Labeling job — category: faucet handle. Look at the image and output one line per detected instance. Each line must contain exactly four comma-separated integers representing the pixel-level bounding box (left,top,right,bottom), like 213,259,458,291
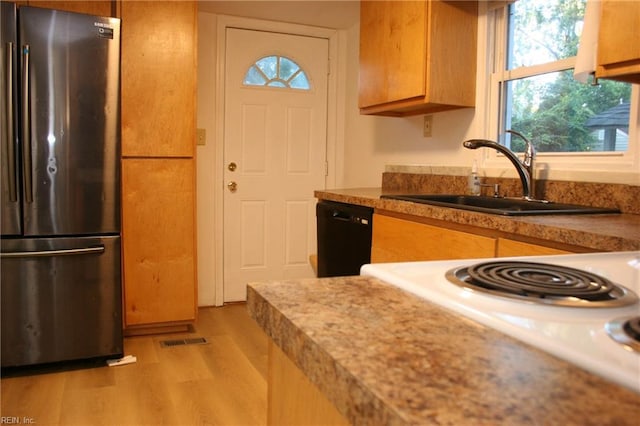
506,129,535,164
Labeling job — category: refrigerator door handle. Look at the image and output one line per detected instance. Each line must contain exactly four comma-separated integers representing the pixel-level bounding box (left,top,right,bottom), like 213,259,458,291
21,44,33,203
1,245,105,258
4,42,17,202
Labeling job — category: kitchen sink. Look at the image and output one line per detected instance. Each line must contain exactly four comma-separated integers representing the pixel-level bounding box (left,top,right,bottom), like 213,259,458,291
381,194,620,216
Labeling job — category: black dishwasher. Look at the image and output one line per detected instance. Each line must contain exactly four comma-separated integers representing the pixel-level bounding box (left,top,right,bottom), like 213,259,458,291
316,200,373,277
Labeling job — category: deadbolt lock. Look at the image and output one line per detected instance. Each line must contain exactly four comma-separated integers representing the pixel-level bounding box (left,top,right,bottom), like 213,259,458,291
228,162,237,172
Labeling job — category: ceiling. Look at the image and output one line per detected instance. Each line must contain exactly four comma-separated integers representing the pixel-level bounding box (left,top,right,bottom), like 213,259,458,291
197,1,360,29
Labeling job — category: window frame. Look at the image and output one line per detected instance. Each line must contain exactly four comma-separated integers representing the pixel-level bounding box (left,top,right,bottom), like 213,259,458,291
484,2,639,180
243,55,311,90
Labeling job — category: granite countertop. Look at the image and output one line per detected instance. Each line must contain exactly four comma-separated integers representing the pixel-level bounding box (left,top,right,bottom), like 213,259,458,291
314,188,640,252
247,275,640,425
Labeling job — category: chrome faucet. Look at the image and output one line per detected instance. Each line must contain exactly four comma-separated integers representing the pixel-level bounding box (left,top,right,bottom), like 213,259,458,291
463,130,537,200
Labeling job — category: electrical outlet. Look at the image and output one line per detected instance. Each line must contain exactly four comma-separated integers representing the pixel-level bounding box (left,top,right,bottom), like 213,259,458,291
197,128,206,146
423,115,433,137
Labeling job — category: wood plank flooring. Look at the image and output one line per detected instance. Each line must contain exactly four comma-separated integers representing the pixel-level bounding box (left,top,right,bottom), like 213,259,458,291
1,304,268,425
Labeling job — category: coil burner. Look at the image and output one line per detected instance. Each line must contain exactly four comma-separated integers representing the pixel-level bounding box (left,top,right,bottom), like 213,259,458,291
606,316,640,353
446,261,638,307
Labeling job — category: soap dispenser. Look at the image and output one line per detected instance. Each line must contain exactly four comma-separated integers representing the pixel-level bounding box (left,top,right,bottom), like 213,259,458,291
468,161,481,196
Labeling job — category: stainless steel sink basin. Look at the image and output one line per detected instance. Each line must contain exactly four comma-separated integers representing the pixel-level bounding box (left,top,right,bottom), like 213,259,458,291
381,194,620,216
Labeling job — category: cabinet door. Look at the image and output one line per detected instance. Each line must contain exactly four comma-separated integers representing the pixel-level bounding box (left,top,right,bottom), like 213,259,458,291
371,214,495,263
268,342,349,426
496,238,574,257
359,0,477,116
359,0,427,108
27,1,115,16
596,0,640,83
122,158,196,327
120,1,197,157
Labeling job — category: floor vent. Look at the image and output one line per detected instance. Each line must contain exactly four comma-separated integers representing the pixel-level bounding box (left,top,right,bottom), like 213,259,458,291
160,337,208,348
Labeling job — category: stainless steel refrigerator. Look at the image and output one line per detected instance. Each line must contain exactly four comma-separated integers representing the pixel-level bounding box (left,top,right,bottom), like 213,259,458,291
1,3,123,368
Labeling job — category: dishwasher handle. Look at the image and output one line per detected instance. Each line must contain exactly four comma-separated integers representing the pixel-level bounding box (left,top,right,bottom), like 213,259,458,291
331,210,352,221
323,202,372,225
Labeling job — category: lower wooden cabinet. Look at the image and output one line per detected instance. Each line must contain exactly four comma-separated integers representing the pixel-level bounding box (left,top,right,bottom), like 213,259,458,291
371,212,582,263
268,341,348,426
122,158,197,331
371,213,496,262
496,238,573,257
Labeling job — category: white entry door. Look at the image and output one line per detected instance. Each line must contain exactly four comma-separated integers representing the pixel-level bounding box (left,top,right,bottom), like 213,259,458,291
223,28,329,302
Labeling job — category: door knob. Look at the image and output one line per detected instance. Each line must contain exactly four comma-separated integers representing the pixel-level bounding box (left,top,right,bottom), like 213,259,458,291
227,181,238,192
228,162,237,172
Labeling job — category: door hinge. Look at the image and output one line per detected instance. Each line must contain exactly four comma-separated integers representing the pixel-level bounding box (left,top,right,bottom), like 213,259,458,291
324,161,329,176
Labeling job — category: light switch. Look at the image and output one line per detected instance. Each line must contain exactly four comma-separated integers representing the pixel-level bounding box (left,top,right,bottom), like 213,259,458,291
197,128,206,146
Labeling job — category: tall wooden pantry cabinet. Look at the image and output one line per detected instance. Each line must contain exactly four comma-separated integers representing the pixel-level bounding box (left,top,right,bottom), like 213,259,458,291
26,1,114,16
119,1,198,334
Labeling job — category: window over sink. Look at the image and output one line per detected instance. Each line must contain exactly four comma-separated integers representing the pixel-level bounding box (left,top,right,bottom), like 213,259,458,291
486,0,638,174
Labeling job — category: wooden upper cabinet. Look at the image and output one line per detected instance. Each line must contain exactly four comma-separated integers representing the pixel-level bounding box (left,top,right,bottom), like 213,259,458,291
27,1,115,16
359,0,478,117
120,1,197,157
596,0,640,84
359,1,426,110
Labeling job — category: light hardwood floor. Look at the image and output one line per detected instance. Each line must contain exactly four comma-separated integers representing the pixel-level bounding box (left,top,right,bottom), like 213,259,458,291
1,304,268,425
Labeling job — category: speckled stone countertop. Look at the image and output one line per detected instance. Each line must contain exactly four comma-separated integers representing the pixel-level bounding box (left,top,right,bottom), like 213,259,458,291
247,276,640,425
314,188,640,252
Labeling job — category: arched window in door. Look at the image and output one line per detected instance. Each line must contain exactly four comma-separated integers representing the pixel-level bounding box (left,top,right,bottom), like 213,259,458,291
243,55,310,90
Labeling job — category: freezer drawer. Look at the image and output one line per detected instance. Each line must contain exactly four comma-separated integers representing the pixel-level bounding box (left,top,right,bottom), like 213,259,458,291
1,236,123,367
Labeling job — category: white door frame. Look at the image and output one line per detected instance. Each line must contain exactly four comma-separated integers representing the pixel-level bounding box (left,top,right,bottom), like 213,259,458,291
214,15,343,306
